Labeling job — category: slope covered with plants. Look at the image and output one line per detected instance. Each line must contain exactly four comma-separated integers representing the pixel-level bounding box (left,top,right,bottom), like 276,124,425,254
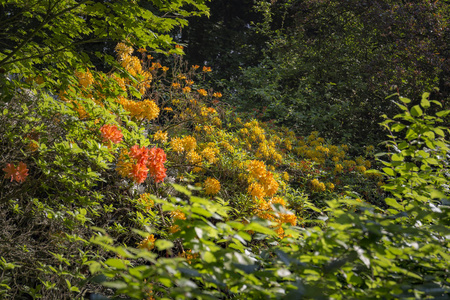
0,0,449,299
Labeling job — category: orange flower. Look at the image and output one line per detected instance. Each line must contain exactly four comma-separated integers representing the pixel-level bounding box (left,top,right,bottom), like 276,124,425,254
3,162,29,183
197,89,207,96
192,65,200,70
202,66,212,72
213,92,222,98
131,162,149,184
100,124,123,145
147,147,167,183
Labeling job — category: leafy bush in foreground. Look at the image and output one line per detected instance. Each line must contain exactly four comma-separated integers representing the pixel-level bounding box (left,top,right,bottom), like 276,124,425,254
88,95,449,299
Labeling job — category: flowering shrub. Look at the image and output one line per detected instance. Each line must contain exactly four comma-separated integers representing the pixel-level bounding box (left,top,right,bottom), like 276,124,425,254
0,33,412,299
3,162,29,183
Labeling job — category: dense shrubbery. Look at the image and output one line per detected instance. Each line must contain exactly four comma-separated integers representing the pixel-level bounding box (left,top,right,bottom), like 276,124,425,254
0,1,449,299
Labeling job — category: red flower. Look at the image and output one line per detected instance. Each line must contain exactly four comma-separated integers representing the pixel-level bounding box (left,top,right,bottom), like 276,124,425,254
3,162,29,183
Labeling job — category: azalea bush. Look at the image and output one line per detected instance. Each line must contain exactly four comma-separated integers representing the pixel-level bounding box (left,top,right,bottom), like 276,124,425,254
0,38,386,298
87,93,449,299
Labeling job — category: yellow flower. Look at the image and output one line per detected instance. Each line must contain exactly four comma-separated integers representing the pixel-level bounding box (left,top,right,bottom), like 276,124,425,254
326,182,335,191
269,197,286,207
248,182,266,199
139,193,154,210
311,179,326,192
170,137,184,153
137,234,156,250
282,172,290,182
153,130,168,143
118,97,159,120
116,149,133,178
220,142,234,153
115,42,134,56
182,136,197,152
203,125,214,135
355,166,366,173
334,164,343,173
204,177,221,195
186,150,202,165
201,147,219,164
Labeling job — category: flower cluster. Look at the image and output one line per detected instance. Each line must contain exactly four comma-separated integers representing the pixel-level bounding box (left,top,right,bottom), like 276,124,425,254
170,136,197,153
118,97,160,121
147,147,167,183
169,210,187,233
3,162,29,183
116,145,167,184
153,130,168,143
137,234,156,251
204,177,221,195
201,147,219,164
310,179,326,192
100,124,123,145
74,69,94,88
246,160,279,199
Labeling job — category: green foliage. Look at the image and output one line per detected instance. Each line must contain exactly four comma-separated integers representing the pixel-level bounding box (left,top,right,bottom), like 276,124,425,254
86,93,449,299
0,0,209,97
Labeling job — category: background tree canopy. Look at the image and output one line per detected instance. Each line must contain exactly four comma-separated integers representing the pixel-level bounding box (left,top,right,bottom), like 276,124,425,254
181,0,450,148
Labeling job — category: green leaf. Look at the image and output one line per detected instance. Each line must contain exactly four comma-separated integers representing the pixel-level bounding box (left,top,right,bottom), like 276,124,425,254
102,281,128,289
399,97,411,104
243,222,277,236
411,105,423,117
105,258,127,270
382,167,395,176
433,128,445,137
385,198,404,211
421,93,430,108
155,240,174,251
86,261,102,274
202,251,217,263
391,153,404,161
435,110,449,118
171,183,192,196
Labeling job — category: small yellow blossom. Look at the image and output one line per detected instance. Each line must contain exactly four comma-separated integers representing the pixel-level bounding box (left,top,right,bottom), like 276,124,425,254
153,130,168,143
137,234,156,251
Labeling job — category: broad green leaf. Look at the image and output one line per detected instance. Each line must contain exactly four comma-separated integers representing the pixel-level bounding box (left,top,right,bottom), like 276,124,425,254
411,105,423,117
105,258,127,270
171,183,192,196
202,251,217,263
399,97,411,104
155,240,174,251
385,198,404,211
421,93,430,108
243,222,277,236
382,167,395,176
